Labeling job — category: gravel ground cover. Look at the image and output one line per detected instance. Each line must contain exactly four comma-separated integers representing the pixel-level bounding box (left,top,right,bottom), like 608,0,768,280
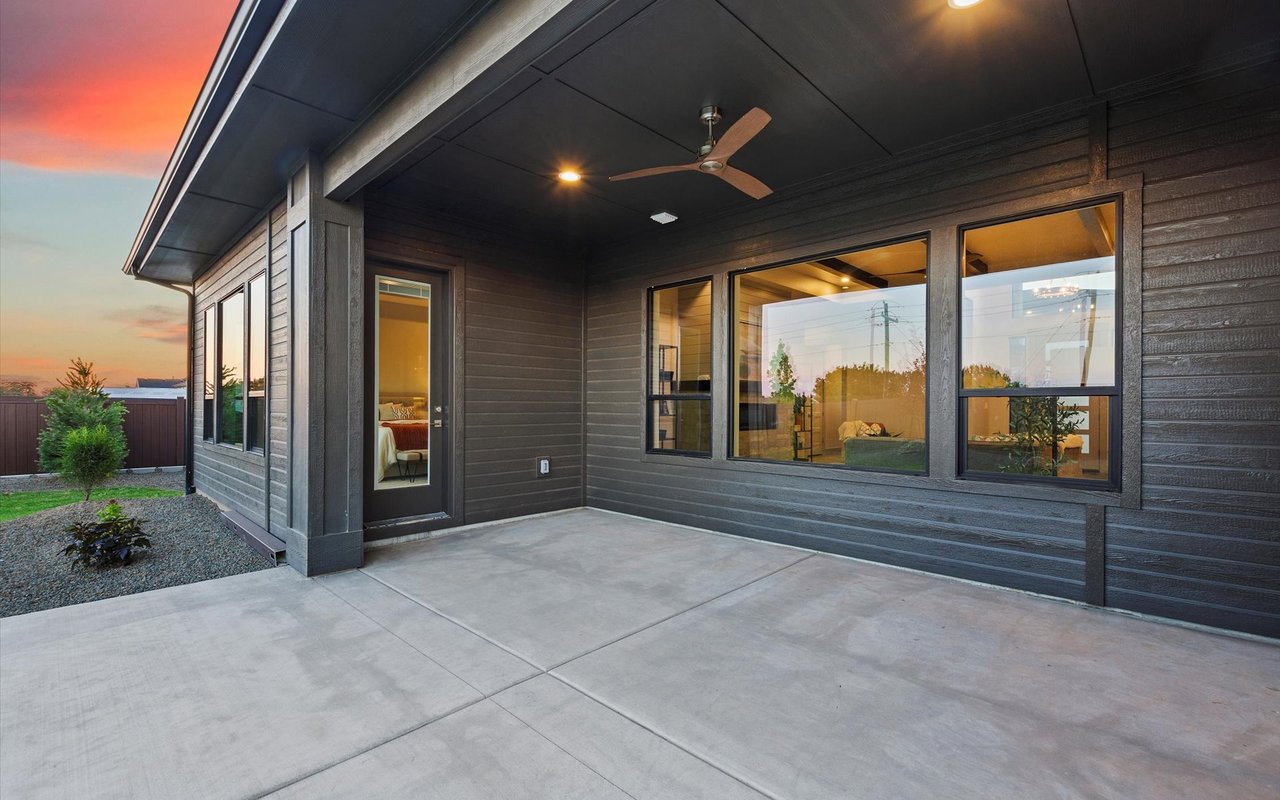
1,472,273,617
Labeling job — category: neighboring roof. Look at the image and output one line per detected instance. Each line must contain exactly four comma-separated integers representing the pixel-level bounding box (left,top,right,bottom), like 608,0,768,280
104,387,187,400
136,378,187,389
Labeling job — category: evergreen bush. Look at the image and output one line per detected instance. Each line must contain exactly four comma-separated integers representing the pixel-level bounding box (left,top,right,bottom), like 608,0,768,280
59,425,127,501
37,358,127,473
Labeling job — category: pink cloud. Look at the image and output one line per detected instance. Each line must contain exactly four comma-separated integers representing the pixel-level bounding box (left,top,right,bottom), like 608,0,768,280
0,0,237,175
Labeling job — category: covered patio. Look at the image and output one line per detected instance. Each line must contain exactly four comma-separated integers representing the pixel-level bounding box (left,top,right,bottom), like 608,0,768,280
3,510,1276,799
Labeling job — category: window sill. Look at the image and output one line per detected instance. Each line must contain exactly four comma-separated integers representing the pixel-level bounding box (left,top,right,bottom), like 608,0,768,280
199,440,267,465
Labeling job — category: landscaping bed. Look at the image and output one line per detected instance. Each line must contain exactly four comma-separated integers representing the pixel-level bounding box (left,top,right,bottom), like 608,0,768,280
0,473,273,617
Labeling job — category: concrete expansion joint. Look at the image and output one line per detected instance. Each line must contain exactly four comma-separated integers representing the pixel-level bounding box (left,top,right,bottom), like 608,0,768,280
281,547,819,797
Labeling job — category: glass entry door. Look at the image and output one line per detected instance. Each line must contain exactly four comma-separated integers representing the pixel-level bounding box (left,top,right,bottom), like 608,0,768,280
365,266,448,525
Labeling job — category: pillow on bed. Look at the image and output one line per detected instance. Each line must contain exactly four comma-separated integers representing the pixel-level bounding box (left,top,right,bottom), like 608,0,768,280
378,402,396,421
391,403,416,420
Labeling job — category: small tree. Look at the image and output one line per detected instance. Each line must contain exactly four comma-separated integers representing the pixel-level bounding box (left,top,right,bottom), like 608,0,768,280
37,358,127,472
60,425,126,501
767,341,797,401
58,357,106,393
1003,394,1083,477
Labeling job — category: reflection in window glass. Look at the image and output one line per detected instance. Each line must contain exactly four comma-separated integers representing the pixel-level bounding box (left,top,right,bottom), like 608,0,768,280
203,307,215,441
733,239,927,472
247,274,267,451
966,395,1110,481
962,203,1117,389
374,277,431,490
649,280,712,454
218,291,245,447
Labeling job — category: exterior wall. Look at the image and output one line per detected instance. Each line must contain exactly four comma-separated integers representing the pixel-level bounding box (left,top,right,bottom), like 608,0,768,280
364,195,585,524
193,203,288,533
583,64,1280,637
1102,67,1280,635
267,203,291,534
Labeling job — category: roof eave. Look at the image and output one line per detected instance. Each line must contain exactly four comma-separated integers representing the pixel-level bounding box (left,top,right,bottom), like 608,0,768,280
122,0,285,277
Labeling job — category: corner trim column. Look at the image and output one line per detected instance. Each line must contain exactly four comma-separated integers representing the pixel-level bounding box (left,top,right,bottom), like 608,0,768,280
282,154,366,576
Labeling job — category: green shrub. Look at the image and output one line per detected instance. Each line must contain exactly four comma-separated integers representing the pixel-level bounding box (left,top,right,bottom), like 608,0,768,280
37,359,128,473
60,425,127,502
63,500,151,568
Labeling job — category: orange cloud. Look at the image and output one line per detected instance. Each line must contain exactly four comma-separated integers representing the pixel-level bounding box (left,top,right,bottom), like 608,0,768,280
0,0,237,175
107,304,187,345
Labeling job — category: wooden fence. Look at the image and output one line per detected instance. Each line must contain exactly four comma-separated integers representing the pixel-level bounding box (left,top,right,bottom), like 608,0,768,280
0,397,186,477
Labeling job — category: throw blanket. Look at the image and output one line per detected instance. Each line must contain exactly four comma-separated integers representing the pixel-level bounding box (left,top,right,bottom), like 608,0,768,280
382,422,428,450
838,420,887,440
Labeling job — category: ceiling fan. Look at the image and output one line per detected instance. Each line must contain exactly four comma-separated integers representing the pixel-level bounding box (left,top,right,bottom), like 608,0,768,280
609,105,774,199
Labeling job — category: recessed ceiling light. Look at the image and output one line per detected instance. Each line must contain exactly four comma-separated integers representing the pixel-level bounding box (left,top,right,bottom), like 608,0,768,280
840,276,851,284
558,170,581,182
948,0,983,8
650,211,678,225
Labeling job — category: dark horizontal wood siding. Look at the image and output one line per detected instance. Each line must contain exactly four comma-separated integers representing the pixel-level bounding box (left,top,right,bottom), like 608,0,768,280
364,196,585,524
585,113,1094,601
584,62,1279,636
1104,66,1280,636
193,206,284,530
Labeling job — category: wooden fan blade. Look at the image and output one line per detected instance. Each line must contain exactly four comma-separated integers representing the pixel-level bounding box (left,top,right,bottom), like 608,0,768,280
718,165,773,199
707,107,771,162
609,163,697,182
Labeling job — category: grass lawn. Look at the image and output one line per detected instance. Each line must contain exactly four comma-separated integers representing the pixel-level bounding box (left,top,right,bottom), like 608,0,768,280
0,487,182,523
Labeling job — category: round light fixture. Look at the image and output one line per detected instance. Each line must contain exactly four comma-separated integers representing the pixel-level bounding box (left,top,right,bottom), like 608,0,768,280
840,276,851,284
948,0,983,8
558,170,582,182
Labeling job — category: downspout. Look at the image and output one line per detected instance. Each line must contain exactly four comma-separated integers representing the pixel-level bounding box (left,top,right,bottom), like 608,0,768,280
131,273,197,496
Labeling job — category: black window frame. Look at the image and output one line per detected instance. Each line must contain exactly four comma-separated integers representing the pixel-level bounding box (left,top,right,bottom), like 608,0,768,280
202,306,216,441
726,233,931,476
246,272,268,453
208,271,268,455
216,287,246,449
956,196,1123,490
646,277,714,457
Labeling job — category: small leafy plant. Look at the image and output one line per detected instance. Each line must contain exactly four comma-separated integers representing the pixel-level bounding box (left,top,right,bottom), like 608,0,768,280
63,501,151,568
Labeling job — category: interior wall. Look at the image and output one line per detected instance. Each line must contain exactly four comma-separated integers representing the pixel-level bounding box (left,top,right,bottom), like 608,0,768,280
583,61,1280,637
363,195,586,524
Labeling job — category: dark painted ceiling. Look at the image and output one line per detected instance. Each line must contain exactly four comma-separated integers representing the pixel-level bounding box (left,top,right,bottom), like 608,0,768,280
372,0,1280,248
145,0,1280,278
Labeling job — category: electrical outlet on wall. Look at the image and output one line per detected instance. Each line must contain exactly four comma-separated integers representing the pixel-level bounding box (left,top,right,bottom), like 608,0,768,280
536,456,551,477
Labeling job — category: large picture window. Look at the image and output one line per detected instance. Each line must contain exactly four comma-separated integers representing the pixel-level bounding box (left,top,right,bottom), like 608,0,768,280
247,274,267,452
732,238,928,472
960,201,1118,485
648,279,712,455
218,290,245,447
203,307,215,441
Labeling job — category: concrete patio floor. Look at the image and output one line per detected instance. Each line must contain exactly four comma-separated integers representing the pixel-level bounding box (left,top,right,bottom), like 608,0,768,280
2,508,1276,799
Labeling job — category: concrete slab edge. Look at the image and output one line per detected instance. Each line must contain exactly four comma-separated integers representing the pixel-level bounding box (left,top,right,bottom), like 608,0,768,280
362,507,582,550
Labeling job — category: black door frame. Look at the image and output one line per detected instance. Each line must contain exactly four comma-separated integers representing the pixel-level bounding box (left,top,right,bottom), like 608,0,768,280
362,253,465,540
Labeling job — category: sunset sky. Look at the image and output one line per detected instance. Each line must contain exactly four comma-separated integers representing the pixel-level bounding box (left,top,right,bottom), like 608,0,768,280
0,0,237,390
